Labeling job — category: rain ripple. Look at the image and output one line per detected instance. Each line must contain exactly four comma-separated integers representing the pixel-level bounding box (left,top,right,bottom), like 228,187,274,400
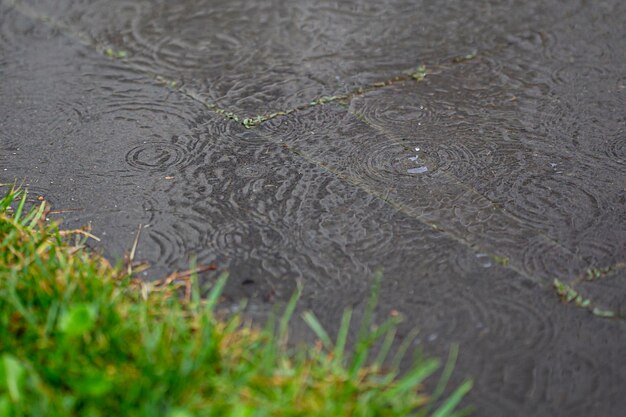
261,104,586,283
349,33,624,271
13,0,588,115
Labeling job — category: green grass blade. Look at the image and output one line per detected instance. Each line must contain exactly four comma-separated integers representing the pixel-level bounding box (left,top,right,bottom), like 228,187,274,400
373,327,396,368
333,308,352,364
25,201,46,228
189,258,201,310
13,192,27,223
356,270,383,344
390,327,420,371
429,344,459,408
0,187,19,212
432,380,473,417
278,283,302,347
302,311,332,350
383,358,439,399
204,272,228,312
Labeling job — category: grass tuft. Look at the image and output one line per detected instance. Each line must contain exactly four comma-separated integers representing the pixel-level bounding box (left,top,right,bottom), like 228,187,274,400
0,186,471,416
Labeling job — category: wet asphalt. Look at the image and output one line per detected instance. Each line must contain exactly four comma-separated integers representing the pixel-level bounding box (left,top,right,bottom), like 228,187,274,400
1,1,625,415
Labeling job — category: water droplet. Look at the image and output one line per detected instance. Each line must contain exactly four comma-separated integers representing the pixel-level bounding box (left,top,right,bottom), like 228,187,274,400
407,146,427,174
475,253,492,268
407,166,428,174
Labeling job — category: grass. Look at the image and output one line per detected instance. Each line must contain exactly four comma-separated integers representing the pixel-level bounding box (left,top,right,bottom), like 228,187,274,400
0,187,472,417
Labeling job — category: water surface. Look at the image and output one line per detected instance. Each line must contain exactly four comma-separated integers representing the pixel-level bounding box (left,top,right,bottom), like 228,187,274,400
1,1,625,416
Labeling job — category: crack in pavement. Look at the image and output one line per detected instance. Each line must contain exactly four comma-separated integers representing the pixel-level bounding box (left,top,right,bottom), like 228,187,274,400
3,0,454,128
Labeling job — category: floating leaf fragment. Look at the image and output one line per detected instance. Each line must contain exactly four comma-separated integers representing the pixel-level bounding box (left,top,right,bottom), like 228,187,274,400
410,65,427,81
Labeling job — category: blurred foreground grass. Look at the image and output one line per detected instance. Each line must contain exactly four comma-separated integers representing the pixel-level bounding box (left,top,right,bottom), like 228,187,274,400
0,186,471,417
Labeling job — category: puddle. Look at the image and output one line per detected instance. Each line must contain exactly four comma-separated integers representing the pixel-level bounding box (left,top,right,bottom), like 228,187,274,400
9,0,590,116
1,1,625,416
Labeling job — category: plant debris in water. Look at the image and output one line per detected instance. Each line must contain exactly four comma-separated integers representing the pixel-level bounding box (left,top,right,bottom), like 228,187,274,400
104,47,128,59
491,255,510,267
452,50,478,63
0,186,472,417
410,65,428,81
553,279,617,318
242,66,429,128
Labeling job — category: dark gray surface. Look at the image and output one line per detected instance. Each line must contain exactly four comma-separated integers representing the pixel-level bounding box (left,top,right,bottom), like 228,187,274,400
8,0,597,116
1,1,625,416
